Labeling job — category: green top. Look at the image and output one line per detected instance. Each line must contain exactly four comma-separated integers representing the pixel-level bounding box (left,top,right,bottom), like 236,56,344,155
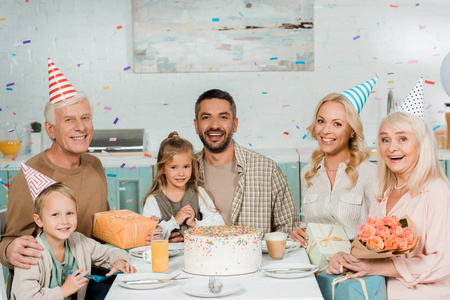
40,233,79,300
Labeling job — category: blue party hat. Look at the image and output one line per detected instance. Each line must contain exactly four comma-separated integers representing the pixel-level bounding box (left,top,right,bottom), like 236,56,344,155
340,77,378,114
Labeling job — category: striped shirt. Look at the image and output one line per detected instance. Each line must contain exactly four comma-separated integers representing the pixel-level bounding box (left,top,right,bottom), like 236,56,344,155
301,158,377,240
197,142,300,234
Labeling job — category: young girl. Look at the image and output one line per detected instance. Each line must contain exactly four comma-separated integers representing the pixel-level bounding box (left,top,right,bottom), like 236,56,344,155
142,132,224,236
11,164,136,300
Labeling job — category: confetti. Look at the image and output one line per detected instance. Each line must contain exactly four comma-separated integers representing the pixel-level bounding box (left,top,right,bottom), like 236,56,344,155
257,136,263,139
238,11,243,17
109,137,117,142
113,117,119,124
144,153,152,158
299,150,308,155
28,149,31,153
328,66,331,70
388,72,395,75
107,174,117,177
374,97,382,101
370,91,376,94
270,57,278,60
27,142,33,145
295,61,305,64
6,88,12,91
120,163,126,168
390,4,398,8
418,25,426,30
6,83,14,87
262,92,267,94
117,25,123,29
123,66,131,71
129,166,136,171
103,86,110,90
416,3,419,6
212,18,219,22
408,60,418,64
23,40,31,44
388,81,394,84
302,134,307,140
0,108,2,111
26,128,33,131
4,165,9,169
249,143,252,147
438,110,444,113
282,105,290,107
426,105,432,109
0,18,6,21
425,80,435,85
125,199,133,203
77,63,83,67
433,125,440,131
283,132,289,135
104,106,112,111
290,166,297,169
353,35,360,40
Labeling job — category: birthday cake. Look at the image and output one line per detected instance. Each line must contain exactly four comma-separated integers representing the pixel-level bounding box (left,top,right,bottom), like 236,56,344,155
184,225,263,276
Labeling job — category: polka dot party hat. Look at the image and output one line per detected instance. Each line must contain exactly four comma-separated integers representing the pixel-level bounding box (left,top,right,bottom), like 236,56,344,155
21,163,56,202
397,77,424,118
340,77,378,114
48,58,78,104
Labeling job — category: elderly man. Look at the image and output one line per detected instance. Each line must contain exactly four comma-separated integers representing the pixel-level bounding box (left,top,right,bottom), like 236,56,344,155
0,59,109,298
193,89,300,234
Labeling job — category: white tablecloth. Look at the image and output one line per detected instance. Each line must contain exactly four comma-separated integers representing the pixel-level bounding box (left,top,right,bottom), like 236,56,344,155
105,247,324,300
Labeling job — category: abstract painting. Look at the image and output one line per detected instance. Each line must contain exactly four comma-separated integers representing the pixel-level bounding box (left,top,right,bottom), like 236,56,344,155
133,0,314,73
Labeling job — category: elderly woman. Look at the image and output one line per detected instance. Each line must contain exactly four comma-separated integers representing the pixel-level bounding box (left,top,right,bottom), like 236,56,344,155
328,112,450,299
291,93,377,246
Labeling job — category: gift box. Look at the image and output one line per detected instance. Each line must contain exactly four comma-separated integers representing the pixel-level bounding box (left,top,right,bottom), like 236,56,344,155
93,209,157,249
316,273,387,300
305,223,351,272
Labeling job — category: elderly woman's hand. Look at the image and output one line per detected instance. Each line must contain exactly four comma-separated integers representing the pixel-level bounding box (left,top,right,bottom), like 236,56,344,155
339,253,400,278
326,252,349,275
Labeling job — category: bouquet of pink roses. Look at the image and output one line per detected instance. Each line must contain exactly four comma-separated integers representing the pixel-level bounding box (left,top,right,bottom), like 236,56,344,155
350,215,419,259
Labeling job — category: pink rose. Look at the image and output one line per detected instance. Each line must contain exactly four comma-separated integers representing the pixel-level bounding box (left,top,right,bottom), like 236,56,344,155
398,237,408,249
371,218,384,227
377,225,391,238
383,216,400,229
403,230,414,245
391,225,404,236
385,235,399,250
366,236,384,250
358,224,377,243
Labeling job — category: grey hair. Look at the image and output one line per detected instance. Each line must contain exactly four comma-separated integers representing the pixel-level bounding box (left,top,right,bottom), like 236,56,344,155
44,92,93,124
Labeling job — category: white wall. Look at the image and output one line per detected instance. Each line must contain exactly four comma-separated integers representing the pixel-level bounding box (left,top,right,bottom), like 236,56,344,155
1,0,449,154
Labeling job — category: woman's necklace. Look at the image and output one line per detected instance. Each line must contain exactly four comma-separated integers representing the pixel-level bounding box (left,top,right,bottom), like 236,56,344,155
393,183,406,190
324,160,338,172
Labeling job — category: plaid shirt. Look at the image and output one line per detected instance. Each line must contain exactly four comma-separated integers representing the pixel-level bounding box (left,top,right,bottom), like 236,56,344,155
197,142,300,234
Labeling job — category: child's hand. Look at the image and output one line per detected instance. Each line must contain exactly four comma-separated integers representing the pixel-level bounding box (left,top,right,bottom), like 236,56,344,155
174,209,190,225
182,205,196,228
61,269,89,298
107,259,136,276
149,215,159,222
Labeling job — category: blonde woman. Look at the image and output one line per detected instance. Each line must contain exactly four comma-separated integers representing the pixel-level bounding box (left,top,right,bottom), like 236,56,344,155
291,93,377,246
328,112,450,299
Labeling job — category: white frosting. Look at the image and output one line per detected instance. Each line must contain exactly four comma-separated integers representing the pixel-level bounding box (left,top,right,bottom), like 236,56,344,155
183,225,262,276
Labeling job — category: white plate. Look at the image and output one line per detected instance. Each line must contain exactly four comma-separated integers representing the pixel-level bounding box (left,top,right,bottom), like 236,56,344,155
129,246,183,259
260,263,318,279
182,279,242,298
117,273,174,290
261,240,301,254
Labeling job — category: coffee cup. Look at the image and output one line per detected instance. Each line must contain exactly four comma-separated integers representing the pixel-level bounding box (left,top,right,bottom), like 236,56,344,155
265,232,299,259
142,248,152,263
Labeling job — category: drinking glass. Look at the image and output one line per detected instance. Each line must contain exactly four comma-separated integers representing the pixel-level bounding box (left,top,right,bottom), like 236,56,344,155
150,229,169,272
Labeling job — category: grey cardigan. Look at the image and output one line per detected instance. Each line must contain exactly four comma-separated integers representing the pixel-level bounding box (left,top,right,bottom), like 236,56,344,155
11,232,129,300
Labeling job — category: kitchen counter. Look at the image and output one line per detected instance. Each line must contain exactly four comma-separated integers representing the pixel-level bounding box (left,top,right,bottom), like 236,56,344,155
3,148,450,170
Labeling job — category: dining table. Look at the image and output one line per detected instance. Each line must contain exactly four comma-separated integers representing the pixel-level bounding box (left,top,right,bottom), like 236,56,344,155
105,244,324,300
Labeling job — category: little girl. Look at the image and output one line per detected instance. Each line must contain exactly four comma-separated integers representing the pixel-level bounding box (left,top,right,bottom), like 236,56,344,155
143,132,224,236
11,164,136,300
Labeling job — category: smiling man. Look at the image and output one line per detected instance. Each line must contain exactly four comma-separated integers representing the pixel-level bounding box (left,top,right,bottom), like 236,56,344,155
193,89,300,234
0,59,109,299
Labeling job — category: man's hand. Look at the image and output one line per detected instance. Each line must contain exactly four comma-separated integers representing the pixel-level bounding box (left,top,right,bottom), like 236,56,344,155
6,236,43,269
291,227,308,247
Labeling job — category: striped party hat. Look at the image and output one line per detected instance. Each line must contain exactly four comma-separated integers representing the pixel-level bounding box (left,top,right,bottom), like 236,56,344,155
21,164,56,201
48,58,78,104
340,77,378,114
397,77,424,118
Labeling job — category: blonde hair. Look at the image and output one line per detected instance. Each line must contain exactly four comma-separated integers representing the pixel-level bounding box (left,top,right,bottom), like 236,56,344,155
143,132,216,212
304,93,370,189
44,92,93,124
375,112,449,199
34,182,77,216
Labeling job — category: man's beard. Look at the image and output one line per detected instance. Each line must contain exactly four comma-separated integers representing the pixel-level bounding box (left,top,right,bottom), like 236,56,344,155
199,127,234,154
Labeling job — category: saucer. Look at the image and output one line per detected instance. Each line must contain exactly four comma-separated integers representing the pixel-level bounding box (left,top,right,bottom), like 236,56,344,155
261,240,301,254
129,245,183,259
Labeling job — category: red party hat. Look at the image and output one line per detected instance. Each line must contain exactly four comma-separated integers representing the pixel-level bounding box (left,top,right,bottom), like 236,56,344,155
48,58,78,104
21,164,57,202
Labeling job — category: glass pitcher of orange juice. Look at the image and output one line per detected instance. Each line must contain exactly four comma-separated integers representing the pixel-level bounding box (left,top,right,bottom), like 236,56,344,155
149,229,169,273
0,122,21,157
